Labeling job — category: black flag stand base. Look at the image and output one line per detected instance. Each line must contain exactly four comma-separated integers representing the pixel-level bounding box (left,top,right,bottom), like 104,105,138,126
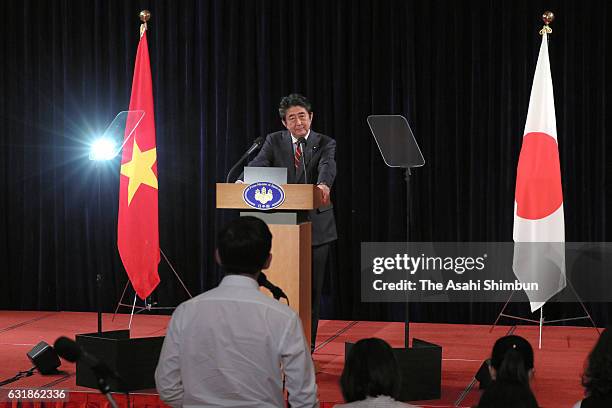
113,248,193,328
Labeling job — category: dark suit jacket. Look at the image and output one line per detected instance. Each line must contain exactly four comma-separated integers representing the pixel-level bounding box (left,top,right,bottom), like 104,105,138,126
247,130,337,245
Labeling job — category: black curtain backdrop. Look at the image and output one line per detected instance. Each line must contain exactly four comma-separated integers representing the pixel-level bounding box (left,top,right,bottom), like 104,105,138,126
1,0,611,325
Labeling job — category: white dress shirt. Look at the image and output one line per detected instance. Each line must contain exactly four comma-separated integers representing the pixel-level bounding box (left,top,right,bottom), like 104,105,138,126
335,396,418,408
155,274,318,408
291,130,311,147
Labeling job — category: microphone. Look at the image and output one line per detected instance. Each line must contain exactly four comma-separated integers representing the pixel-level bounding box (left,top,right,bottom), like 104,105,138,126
225,136,265,183
297,137,308,184
54,337,122,385
245,136,265,155
257,272,288,301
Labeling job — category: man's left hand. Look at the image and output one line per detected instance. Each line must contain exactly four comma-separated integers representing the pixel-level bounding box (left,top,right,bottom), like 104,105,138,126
316,184,330,205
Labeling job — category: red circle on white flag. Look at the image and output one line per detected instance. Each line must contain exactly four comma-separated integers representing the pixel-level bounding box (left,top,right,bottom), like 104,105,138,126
515,132,563,220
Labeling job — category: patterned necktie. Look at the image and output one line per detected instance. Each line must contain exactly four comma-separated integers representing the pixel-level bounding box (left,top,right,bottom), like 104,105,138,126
294,142,302,168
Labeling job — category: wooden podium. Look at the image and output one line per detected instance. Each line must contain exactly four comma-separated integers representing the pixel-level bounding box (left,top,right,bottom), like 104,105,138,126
216,183,324,346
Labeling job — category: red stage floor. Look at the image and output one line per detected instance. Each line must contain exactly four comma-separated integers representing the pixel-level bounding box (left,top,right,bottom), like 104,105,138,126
0,311,601,407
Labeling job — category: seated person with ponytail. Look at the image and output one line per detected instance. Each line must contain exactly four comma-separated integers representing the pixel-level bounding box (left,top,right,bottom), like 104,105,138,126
476,335,539,408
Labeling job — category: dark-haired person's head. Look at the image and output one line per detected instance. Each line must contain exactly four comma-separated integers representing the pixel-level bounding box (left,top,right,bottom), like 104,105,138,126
477,381,539,408
278,94,313,138
489,335,534,386
216,216,272,277
340,338,400,403
582,328,612,399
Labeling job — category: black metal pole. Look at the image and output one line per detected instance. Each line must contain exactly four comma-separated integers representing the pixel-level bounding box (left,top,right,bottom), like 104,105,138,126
405,167,412,348
96,164,103,333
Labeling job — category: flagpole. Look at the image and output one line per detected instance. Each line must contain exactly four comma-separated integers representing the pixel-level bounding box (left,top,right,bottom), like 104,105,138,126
490,11,557,348
113,10,194,323
489,11,599,349
536,12,553,350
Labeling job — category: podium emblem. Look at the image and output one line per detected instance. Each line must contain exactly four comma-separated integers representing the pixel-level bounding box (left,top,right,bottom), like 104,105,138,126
243,182,285,210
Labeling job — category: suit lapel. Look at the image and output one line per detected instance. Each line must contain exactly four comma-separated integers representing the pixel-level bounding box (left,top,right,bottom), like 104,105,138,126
305,132,321,169
295,131,320,184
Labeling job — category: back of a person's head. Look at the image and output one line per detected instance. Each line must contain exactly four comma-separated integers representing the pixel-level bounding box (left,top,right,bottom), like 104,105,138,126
477,381,539,408
217,216,272,275
490,335,534,386
582,328,612,399
340,337,401,402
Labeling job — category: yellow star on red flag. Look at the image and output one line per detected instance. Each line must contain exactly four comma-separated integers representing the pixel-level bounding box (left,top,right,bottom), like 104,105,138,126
120,139,158,205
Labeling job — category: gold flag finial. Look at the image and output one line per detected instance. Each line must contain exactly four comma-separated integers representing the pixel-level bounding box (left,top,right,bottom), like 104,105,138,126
539,11,554,35
139,10,151,37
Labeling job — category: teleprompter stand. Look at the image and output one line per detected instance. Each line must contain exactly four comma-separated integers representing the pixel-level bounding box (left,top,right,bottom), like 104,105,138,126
346,115,441,401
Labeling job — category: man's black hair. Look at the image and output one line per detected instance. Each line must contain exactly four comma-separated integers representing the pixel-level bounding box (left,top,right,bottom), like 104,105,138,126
217,216,272,276
278,93,312,120
340,338,401,402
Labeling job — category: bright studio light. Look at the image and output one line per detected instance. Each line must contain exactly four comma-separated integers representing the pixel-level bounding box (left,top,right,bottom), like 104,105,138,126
89,138,117,161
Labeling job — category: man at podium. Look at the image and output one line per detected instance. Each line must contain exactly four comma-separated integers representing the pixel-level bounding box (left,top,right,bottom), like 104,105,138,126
247,93,337,351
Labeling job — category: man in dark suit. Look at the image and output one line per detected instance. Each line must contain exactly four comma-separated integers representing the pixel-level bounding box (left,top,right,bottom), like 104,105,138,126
247,93,337,351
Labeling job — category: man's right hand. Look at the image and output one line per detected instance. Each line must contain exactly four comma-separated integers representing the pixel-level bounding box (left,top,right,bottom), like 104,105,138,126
316,183,330,205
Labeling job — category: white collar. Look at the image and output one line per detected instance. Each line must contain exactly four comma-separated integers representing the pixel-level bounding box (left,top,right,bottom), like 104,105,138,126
219,274,259,290
291,130,311,144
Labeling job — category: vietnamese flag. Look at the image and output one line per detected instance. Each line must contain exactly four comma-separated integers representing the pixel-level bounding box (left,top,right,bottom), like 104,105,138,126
117,26,160,299
513,29,565,312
